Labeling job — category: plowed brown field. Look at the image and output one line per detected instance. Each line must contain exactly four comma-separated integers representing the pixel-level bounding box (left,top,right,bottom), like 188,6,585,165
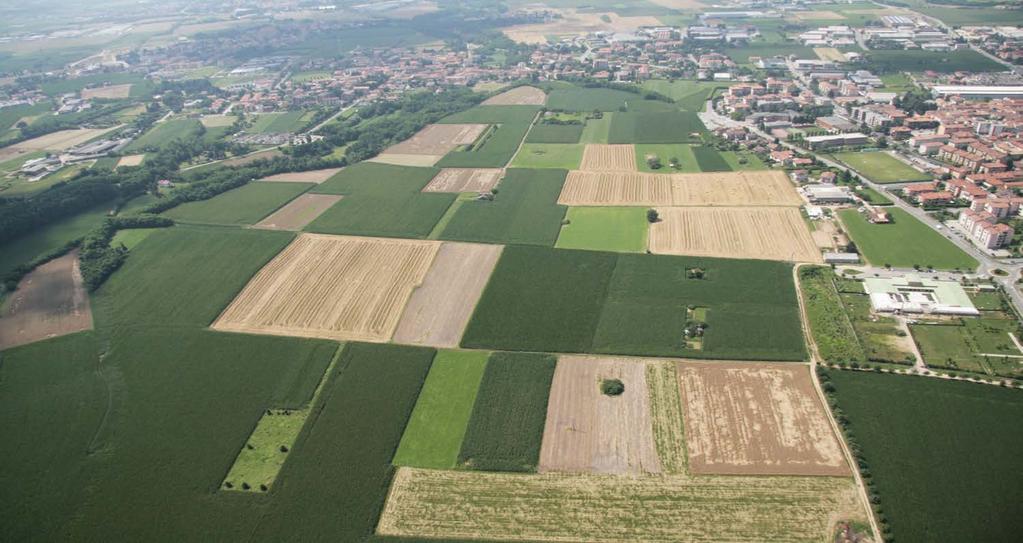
384,123,489,155
579,144,636,171
483,86,546,106
422,168,502,193
539,356,661,475
676,361,849,476
392,242,503,348
0,252,93,350
648,207,822,263
212,234,438,342
558,170,802,206
253,194,342,231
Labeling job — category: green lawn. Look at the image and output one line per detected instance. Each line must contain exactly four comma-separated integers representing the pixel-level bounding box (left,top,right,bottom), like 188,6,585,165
123,119,203,152
163,182,312,225
720,150,768,170
580,113,613,143
222,408,309,491
838,208,978,271
556,207,648,253
249,111,307,133
833,151,931,184
608,111,704,144
525,122,583,144
393,350,489,469
912,319,1022,378
635,144,700,173
825,370,1023,543
855,186,894,206
799,266,867,364
510,143,584,169
879,73,915,93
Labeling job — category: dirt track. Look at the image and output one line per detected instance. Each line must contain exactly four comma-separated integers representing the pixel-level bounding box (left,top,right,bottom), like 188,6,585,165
212,234,438,342
253,194,342,231
676,361,849,476
483,86,546,106
539,356,661,475
579,144,636,171
384,123,488,155
259,167,343,184
649,207,822,263
559,170,802,207
392,242,503,348
422,168,502,193
0,252,93,350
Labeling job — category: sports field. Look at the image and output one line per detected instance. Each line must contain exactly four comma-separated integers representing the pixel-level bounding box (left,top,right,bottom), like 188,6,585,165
837,208,978,270
556,207,648,253
833,151,931,184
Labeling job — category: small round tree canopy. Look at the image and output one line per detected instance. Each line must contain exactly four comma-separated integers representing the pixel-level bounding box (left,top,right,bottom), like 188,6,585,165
600,378,625,396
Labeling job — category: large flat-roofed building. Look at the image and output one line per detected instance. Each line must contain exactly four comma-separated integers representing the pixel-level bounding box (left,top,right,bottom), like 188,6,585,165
864,276,980,316
804,132,869,149
931,86,1023,100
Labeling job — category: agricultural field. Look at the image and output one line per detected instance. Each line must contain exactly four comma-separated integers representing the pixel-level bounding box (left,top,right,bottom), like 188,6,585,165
690,145,731,171
482,85,546,105
648,207,821,263
678,361,848,476
248,111,308,134
259,167,343,183
635,143,700,173
163,181,312,225
213,234,439,343
608,111,705,144
253,193,343,231
199,114,237,128
510,142,584,169
391,242,503,348
580,113,613,143
559,170,802,207
421,168,501,193
457,351,557,472
80,83,132,99
0,251,92,350
799,266,867,364
640,79,724,111
0,126,119,163
0,203,111,279
579,143,636,171
377,123,489,165
436,119,533,168
545,87,642,112
556,206,648,253
393,350,489,469
838,208,978,271
911,319,1022,378
826,370,1023,543
832,151,931,184
864,49,1004,74
438,168,568,247
116,154,145,168
123,119,203,153
539,356,661,475
525,122,583,144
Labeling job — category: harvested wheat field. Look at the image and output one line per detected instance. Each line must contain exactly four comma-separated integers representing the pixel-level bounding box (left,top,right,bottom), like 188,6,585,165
0,252,93,350
253,194,342,231
378,467,866,542
645,360,688,473
649,207,821,263
392,242,502,348
814,47,847,62
116,154,145,168
259,167,343,184
539,356,661,475
559,170,802,207
369,153,445,167
422,168,502,193
579,144,636,171
199,114,237,128
676,361,848,476
212,234,439,342
81,84,132,99
483,86,546,106
504,10,662,44
384,123,489,155
17,127,120,152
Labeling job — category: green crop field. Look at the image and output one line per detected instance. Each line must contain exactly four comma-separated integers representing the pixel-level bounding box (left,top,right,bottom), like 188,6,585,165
920,5,1023,26
456,351,556,472
556,207,648,253
463,246,806,361
855,186,894,206
720,150,768,170
832,151,931,184
123,118,203,152
911,319,1022,378
308,162,454,239
608,111,705,144
510,143,584,169
639,80,725,111
546,87,640,112
838,208,978,271
38,72,149,96
163,182,312,225
864,49,1005,74
826,370,1023,543
436,120,532,168
439,168,567,246
0,202,111,279
635,143,700,173
580,113,613,143
691,145,731,172
799,266,867,364
393,350,489,469
525,122,583,143
438,105,540,124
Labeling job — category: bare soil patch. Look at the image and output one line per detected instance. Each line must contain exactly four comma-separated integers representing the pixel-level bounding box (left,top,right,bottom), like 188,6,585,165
378,466,866,542
559,170,801,207
199,114,237,128
422,168,502,193
796,10,845,20
392,242,503,348
253,194,342,231
539,356,661,475
384,123,488,155
0,252,93,350
649,207,821,263
676,361,849,476
483,86,546,106
81,84,132,99
579,144,636,171
259,167,343,184
212,234,439,342
814,47,847,62
116,154,145,168
811,219,847,251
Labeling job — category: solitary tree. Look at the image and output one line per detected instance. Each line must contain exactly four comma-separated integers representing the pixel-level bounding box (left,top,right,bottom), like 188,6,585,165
647,209,659,223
